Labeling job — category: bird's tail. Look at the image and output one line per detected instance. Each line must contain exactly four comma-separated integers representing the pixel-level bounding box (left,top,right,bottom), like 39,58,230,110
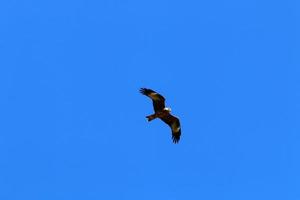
146,114,157,121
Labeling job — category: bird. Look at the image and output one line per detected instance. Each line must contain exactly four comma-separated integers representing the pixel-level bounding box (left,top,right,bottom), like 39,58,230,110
140,88,181,143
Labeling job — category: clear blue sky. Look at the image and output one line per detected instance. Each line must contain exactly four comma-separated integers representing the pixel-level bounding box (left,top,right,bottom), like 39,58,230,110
0,0,299,199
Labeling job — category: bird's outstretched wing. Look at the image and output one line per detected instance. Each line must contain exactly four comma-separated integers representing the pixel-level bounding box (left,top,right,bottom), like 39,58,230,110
140,88,166,113
160,114,181,143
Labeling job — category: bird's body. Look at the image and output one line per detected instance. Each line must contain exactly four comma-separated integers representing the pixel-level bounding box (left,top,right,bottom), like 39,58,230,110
140,88,181,143
146,109,170,121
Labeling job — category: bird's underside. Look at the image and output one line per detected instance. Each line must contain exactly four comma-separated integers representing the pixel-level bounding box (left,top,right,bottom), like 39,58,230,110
140,88,181,143
146,110,170,122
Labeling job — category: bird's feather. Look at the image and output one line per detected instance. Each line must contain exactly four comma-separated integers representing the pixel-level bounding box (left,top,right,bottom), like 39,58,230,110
140,88,165,113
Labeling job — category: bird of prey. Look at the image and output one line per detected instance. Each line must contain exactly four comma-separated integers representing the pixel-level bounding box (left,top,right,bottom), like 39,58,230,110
140,88,181,143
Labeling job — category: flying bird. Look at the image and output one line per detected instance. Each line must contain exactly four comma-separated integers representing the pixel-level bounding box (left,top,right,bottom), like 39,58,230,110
140,88,181,143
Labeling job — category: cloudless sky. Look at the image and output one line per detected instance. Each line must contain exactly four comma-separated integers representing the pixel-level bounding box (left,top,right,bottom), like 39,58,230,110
0,0,299,199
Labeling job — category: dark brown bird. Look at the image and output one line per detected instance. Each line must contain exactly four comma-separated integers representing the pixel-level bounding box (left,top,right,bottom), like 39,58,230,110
140,88,181,143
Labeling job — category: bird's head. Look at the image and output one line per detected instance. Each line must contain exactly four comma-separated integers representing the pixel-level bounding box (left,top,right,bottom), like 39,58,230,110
164,107,172,113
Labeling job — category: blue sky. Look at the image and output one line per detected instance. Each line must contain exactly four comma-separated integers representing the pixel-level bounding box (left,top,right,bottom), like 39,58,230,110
0,0,299,199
